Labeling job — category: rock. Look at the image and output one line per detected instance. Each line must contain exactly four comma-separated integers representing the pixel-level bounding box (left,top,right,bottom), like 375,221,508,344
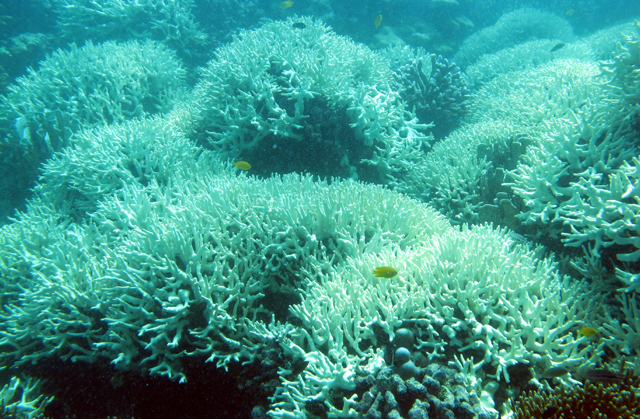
452,384,470,404
355,374,377,392
431,398,456,419
251,405,268,419
453,401,476,419
358,391,376,412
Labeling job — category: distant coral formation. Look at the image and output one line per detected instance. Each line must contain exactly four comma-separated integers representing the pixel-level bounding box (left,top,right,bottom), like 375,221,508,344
0,40,186,223
51,0,208,61
454,8,575,68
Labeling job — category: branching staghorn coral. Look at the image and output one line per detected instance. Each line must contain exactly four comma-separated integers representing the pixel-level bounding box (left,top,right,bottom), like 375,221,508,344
186,17,430,183
393,119,534,224
392,53,470,139
505,23,640,285
0,40,187,221
0,162,450,384
272,225,604,417
0,376,52,419
35,116,216,219
454,8,575,68
1,40,186,154
51,0,208,61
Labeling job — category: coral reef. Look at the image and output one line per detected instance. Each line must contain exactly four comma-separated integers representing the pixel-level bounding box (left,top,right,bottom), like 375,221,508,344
0,40,186,222
0,114,603,417
271,225,602,417
0,376,51,419
505,22,640,287
393,119,533,224
34,116,212,219
0,139,450,385
453,8,575,68
3,11,640,419
354,364,495,419
393,54,470,139
453,8,574,68
1,40,185,153
51,0,208,61
187,17,430,183
463,39,596,91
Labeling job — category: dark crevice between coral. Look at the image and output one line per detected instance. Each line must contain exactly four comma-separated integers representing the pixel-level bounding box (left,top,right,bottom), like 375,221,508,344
19,350,283,419
236,96,382,184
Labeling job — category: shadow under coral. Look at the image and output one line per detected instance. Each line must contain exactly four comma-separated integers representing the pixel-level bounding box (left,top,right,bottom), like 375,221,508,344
21,353,282,419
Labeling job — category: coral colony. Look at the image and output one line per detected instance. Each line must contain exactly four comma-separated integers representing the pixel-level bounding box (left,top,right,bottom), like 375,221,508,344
0,3,639,418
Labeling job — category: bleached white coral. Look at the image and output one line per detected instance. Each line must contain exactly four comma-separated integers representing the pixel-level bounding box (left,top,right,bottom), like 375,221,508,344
600,293,640,374
277,225,602,415
454,8,575,68
52,0,208,57
0,376,53,419
189,17,430,182
560,157,640,262
464,39,596,90
0,166,450,383
1,39,186,154
394,119,534,224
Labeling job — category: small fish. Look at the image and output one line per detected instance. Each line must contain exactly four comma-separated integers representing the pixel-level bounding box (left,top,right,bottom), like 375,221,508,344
374,14,382,29
576,369,624,383
279,1,293,9
292,22,306,29
550,42,566,52
373,266,398,278
234,161,251,170
542,366,570,378
566,9,575,16
579,327,599,337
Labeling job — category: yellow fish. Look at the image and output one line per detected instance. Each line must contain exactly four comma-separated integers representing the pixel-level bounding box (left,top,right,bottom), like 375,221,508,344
374,14,382,28
579,327,599,337
280,1,293,9
234,161,251,170
373,266,398,278
565,9,575,16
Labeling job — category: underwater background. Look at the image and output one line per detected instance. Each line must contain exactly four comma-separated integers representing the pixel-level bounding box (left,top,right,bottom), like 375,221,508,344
2,0,640,418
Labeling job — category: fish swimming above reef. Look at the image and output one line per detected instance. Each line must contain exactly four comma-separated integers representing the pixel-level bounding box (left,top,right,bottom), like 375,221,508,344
550,42,566,52
579,327,599,337
575,369,624,383
234,161,251,170
292,22,306,29
373,266,398,278
280,1,293,9
374,14,382,28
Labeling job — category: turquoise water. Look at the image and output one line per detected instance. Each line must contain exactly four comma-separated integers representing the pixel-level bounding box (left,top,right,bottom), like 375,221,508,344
1,1,640,418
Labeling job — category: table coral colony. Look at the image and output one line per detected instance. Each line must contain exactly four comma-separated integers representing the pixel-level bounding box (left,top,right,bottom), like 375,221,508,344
0,5,639,419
